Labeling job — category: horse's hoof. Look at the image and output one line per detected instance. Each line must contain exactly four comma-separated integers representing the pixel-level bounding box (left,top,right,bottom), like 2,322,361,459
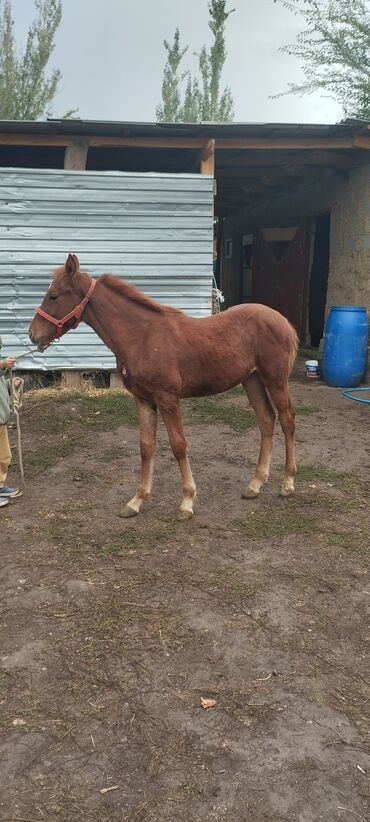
119,505,139,518
279,487,295,498
176,509,193,522
242,487,259,499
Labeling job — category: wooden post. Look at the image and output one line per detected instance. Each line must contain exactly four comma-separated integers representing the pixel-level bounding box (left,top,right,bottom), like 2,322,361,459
200,139,215,175
61,371,82,389
64,139,89,171
110,370,125,390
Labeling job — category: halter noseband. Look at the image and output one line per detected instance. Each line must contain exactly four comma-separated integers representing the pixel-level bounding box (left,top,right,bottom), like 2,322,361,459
35,277,97,339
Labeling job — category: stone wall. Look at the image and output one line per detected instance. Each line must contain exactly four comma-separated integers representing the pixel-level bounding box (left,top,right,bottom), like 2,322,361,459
328,166,370,309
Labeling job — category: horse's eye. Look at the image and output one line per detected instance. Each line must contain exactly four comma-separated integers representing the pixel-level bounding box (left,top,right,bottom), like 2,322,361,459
49,293,58,302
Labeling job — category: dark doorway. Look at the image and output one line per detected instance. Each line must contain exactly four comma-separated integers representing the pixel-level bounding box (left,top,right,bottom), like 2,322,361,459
308,213,331,347
251,225,307,334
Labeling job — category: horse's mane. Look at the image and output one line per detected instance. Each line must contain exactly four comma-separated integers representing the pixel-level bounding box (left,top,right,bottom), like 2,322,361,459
99,273,181,315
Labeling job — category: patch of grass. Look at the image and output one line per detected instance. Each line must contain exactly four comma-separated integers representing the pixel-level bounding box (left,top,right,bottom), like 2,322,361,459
208,568,258,601
13,438,79,474
104,523,175,554
189,566,258,611
183,394,318,431
185,396,256,432
238,506,309,539
225,384,245,397
38,511,93,555
97,445,129,463
298,464,361,492
296,404,320,416
76,391,137,431
302,495,365,514
327,531,370,556
36,505,176,557
21,388,137,435
12,389,137,475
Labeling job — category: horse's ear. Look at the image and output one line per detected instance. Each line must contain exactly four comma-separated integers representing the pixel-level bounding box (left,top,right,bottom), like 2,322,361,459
65,253,79,278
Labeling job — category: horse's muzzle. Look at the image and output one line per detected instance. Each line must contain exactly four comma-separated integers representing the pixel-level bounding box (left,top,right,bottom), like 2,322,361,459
28,321,51,351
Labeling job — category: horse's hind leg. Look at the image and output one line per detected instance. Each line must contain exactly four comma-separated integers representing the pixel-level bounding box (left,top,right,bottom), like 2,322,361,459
261,379,296,497
120,397,158,518
242,371,276,499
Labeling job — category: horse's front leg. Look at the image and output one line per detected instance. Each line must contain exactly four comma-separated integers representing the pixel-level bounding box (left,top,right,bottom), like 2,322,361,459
159,399,196,521
120,397,158,518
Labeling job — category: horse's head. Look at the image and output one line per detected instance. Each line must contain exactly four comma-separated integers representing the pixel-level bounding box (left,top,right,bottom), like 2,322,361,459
29,253,93,350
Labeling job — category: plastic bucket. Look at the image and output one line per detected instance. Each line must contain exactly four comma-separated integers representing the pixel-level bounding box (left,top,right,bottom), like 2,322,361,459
305,360,320,379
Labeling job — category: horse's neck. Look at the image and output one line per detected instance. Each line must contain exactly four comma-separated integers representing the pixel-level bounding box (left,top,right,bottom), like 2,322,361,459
83,277,148,361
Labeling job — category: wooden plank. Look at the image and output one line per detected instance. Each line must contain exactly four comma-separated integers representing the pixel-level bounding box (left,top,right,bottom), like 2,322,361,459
64,139,89,170
200,139,215,175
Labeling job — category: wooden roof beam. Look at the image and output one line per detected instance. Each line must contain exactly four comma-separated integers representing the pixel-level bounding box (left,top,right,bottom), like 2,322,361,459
217,136,370,150
0,133,206,149
0,133,369,151
354,134,370,149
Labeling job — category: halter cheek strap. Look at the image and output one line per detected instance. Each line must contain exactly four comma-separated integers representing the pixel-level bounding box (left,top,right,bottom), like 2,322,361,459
36,277,97,338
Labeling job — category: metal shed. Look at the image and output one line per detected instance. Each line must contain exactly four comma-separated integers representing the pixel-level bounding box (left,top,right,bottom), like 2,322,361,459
0,167,214,370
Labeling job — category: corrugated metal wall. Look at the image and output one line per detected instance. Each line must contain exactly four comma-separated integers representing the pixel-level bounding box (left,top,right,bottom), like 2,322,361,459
0,168,214,370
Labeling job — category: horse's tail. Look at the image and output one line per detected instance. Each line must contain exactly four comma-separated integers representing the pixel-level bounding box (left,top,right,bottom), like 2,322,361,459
288,322,299,375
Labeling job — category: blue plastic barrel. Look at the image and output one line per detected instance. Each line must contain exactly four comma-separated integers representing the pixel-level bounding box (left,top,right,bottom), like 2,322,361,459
323,306,368,388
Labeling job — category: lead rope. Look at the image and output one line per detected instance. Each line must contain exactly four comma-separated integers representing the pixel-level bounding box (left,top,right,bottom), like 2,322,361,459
212,275,224,314
8,346,40,490
9,370,25,488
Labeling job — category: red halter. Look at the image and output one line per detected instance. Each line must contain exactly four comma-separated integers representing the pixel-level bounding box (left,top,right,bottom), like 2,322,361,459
35,277,97,339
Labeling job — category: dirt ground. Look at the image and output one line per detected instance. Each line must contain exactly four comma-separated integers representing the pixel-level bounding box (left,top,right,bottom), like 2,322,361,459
1,358,369,822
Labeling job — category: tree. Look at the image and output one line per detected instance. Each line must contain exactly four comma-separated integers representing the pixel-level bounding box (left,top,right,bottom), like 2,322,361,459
273,0,370,119
0,0,76,120
157,1,235,123
155,29,188,122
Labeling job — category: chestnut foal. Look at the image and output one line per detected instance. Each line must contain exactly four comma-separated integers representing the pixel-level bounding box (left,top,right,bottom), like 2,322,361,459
29,254,298,520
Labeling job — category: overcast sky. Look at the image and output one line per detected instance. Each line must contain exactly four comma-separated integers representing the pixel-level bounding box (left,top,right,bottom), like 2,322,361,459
12,0,342,124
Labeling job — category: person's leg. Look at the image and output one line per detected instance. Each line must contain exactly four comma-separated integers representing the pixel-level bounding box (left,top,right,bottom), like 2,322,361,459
0,424,21,499
0,424,11,488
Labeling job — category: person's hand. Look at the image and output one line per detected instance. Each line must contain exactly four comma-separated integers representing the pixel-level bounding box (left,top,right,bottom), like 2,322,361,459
1,357,15,369
13,377,23,389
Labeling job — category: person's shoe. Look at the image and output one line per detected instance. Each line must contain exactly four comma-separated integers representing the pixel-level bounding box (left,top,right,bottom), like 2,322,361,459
0,497,9,507
0,486,22,499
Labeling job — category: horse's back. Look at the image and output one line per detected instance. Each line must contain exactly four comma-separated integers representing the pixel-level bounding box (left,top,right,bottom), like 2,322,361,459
187,302,296,343
203,303,299,376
